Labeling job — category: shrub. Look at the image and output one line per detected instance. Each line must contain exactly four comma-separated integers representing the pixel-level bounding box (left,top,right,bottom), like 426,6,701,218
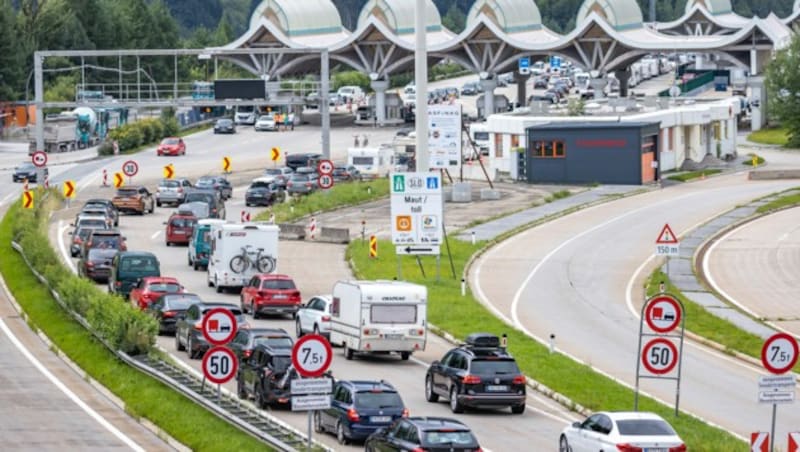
97,141,115,156
138,118,157,144
161,116,179,137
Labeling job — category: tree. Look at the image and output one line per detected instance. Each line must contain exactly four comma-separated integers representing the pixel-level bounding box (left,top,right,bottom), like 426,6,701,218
441,3,466,33
765,33,800,147
0,0,22,99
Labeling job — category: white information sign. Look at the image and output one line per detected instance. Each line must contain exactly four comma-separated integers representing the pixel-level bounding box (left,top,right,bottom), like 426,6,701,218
390,172,443,253
428,104,462,171
291,394,332,411
291,378,333,395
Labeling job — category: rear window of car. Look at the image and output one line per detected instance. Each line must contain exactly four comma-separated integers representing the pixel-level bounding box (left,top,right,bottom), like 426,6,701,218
163,295,200,310
162,138,179,145
160,180,180,188
79,219,108,229
185,193,214,204
91,236,120,248
147,282,181,293
254,336,293,349
616,419,676,436
76,228,95,240
250,182,271,189
170,218,196,228
354,391,403,409
261,279,296,290
88,248,116,259
422,430,477,447
116,188,138,197
469,359,520,375
119,256,159,276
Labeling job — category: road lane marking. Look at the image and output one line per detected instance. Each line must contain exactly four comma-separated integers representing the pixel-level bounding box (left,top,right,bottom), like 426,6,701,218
151,231,161,240
0,290,144,451
58,221,77,274
0,192,15,206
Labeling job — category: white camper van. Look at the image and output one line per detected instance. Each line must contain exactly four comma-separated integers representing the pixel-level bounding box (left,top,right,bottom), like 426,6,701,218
347,146,395,179
330,280,427,361
468,123,490,157
207,223,279,293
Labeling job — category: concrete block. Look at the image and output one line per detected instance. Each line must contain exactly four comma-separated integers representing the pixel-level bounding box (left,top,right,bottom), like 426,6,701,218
278,223,305,240
452,182,472,203
443,187,453,202
749,169,800,180
318,227,350,244
480,188,501,200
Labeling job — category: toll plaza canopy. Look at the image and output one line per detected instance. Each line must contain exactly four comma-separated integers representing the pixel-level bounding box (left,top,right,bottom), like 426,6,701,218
215,0,796,80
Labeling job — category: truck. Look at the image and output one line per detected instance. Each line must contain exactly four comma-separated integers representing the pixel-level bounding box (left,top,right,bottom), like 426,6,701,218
467,122,490,157
730,69,748,96
28,107,99,154
330,280,427,361
346,145,395,179
207,223,279,293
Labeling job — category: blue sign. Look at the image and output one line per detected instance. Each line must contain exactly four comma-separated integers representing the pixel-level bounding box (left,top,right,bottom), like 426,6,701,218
549,55,561,69
518,57,530,74
426,177,438,190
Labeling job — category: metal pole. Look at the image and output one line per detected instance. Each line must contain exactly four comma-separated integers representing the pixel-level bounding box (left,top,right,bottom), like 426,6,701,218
320,50,331,159
769,404,776,452
81,56,85,94
217,384,221,405
136,56,141,102
674,301,686,417
397,255,403,280
414,0,429,172
634,298,647,411
436,255,441,282
34,52,44,152
173,53,178,100
118,54,122,100
307,411,312,451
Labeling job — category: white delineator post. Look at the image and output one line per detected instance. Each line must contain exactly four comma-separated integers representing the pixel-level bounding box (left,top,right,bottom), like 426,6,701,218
415,0,429,172
309,217,317,240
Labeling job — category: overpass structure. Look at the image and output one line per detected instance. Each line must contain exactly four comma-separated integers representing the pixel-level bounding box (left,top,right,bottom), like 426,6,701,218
211,0,798,130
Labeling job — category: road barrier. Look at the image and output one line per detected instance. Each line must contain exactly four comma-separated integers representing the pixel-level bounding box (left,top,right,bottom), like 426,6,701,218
317,227,350,244
278,223,306,240
748,169,800,180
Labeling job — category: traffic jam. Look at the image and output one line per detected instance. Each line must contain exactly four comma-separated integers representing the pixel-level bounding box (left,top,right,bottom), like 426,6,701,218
47,146,707,452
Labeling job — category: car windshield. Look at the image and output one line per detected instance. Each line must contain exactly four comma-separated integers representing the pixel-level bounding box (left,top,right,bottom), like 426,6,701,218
254,336,293,349
17,163,35,171
147,282,181,293
249,182,271,189
469,359,520,375
290,174,308,182
196,178,214,186
116,188,138,197
261,279,296,290
423,431,476,446
332,168,347,174
163,295,200,310
217,119,232,125
616,419,677,436
258,115,272,121
170,217,196,228
162,138,179,145
354,391,403,409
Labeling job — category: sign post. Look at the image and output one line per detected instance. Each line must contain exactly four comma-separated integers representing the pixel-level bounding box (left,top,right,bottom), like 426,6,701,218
759,333,798,452
291,334,333,450
201,347,238,403
634,293,685,415
201,308,238,402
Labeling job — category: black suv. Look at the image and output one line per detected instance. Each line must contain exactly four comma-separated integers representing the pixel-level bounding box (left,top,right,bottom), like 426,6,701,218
425,333,526,414
365,417,482,452
285,152,322,171
183,189,226,219
236,343,300,408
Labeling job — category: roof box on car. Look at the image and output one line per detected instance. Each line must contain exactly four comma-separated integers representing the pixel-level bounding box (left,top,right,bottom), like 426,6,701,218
465,333,500,348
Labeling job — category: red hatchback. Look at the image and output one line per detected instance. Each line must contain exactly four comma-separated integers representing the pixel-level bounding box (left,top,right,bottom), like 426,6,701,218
130,276,185,310
157,137,186,156
165,212,197,246
241,274,302,319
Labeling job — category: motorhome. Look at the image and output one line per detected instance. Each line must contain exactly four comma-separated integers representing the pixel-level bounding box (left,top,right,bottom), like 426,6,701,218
346,145,395,179
468,122,490,157
330,280,427,361
188,218,225,270
234,105,257,125
207,223,279,293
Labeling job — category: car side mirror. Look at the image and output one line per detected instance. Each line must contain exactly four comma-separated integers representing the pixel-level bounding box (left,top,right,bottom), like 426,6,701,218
162,222,167,225
572,421,581,428
68,231,74,235
431,360,440,366
70,223,75,227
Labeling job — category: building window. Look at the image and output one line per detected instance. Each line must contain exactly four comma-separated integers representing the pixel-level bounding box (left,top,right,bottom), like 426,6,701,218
511,135,520,148
495,133,504,158
668,127,674,151
532,140,566,158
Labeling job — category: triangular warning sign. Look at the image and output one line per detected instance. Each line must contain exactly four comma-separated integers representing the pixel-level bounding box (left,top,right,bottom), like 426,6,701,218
656,223,679,244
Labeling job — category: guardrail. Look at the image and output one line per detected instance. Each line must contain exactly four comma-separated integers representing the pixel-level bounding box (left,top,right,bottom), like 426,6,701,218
10,239,332,452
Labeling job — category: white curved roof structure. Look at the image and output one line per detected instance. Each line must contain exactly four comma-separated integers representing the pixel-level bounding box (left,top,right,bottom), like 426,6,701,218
466,0,543,32
356,0,443,35
249,0,345,38
685,0,733,16
575,0,644,31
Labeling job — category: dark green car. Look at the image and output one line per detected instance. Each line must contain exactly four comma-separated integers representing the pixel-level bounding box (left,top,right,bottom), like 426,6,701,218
108,251,161,299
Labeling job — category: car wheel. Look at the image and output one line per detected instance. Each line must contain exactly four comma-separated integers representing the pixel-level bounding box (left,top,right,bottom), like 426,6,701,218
425,375,439,402
166,241,171,247
193,261,199,271
188,254,193,266
237,376,247,399
449,386,464,413
336,421,349,445
296,319,304,338
313,324,320,336
255,384,267,409
156,200,161,207
215,276,222,294
400,351,410,360
512,404,526,414
344,343,353,360
313,410,324,433
240,296,248,314
559,435,571,452
175,331,185,351
149,203,155,214
251,302,258,320
187,335,197,359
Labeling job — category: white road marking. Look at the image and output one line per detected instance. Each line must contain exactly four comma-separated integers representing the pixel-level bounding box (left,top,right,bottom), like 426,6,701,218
58,221,77,274
0,298,144,451
151,231,161,240
78,171,100,191
0,192,15,206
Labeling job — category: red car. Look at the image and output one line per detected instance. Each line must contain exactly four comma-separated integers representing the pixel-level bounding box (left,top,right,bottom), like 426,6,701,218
240,274,302,319
130,276,185,310
165,211,197,246
157,137,186,156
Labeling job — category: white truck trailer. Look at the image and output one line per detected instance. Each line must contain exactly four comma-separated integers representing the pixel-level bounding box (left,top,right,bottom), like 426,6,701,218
330,280,427,361
207,222,279,293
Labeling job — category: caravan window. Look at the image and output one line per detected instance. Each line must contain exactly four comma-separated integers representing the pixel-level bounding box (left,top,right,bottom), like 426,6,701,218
351,156,374,166
370,305,417,324
473,131,489,141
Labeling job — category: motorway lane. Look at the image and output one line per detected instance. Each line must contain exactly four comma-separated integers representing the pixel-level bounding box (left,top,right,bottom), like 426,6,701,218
704,206,800,337
471,172,800,440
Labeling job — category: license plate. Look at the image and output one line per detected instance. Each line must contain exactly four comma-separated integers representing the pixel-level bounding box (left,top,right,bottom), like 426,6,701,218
273,294,287,299
173,230,185,234
370,416,391,423
644,449,667,452
384,334,403,339
486,385,509,392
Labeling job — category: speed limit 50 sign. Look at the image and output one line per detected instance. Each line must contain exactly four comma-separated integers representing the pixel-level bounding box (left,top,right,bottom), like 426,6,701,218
641,338,679,375
291,334,332,378
202,346,238,384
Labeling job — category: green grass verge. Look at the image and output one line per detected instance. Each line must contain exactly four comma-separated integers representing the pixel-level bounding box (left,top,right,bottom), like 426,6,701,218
756,189,800,213
0,207,273,452
666,169,722,182
347,239,743,451
747,127,788,146
255,178,390,223
742,153,766,166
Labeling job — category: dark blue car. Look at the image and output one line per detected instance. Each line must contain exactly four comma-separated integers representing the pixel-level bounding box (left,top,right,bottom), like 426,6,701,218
314,380,408,445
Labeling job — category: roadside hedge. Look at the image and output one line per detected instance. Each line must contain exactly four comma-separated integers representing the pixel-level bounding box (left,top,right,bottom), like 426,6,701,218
101,115,178,155
11,189,157,354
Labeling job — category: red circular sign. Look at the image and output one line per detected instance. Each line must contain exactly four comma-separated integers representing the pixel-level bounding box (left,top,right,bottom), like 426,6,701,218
761,332,799,375
641,338,679,375
202,346,238,384
318,174,334,190
201,308,238,346
644,295,682,334
317,159,334,175
31,151,48,168
122,160,139,177
291,334,333,378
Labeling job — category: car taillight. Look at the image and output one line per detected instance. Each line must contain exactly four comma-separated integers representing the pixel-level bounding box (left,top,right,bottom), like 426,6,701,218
462,375,481,384
287,181,293,187
512,375,526,385
115,281,121,287
346,408,359,422
616,444,643,452
193,323,202,331
163,311,177,318
410,448,428,452
243,349,252,358
258,291,268,297
409,328,424,336
305,182,311,188
321,316,330,322
363,328,378,335
401,408,409,417
177,188,183,193
86,262,95,267
669,445,687,452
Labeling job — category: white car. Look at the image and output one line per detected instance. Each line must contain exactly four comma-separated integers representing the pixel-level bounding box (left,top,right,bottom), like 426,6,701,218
254,115,277,131
559,411,685,452
295,295,332,339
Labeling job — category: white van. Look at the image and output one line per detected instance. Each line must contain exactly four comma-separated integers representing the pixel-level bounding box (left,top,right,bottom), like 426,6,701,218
330,280,427,361
337,85,364,103
207,223,279,293
468,123,490,157
347,146,395,179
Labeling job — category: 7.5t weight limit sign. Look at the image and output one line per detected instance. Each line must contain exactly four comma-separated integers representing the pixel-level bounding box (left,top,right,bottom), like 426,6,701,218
291,334,332,378
762,332,799,375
